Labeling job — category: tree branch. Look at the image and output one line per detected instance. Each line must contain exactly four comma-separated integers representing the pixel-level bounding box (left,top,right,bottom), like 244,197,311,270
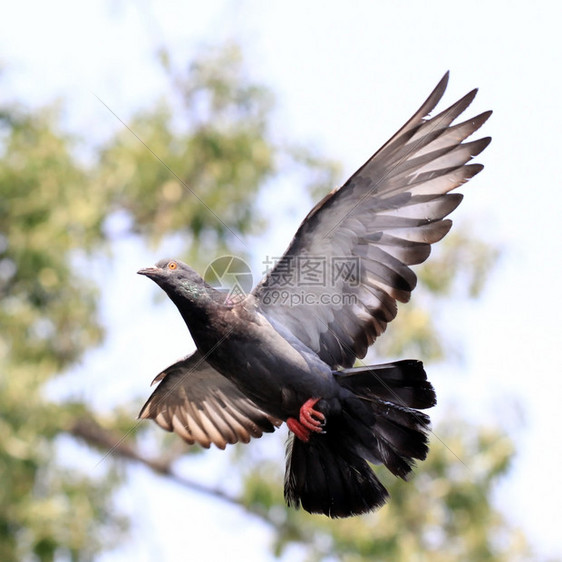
69,416,293,530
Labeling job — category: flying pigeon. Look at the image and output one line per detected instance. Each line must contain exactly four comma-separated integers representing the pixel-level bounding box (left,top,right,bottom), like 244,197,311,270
138,72,491,518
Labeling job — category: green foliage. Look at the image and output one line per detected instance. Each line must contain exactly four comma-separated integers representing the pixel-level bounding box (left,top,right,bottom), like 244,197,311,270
97,44,277,263
0,107,104,370
0,103,123,561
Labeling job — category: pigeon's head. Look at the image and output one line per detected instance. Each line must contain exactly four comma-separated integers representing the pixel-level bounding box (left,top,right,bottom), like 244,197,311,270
138,258,208,301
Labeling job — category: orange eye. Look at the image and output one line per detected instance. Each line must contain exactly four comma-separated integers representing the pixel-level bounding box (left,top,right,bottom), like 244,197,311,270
168,261,178,270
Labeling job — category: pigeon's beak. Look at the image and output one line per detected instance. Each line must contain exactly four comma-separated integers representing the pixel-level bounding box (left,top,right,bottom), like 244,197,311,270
137,266,160,279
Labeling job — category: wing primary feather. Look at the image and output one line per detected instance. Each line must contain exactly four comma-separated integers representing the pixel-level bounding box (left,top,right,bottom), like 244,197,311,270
412,111,492,158
405,163,484,198
375,72,450,155
407,88,478,146
253,74,490,368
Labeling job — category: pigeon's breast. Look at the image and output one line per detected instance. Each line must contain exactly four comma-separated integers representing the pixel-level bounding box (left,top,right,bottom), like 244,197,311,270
198,309,339,419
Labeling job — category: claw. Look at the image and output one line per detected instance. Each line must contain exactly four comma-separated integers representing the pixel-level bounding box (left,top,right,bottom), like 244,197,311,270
287,398,326,442
300,397,325,431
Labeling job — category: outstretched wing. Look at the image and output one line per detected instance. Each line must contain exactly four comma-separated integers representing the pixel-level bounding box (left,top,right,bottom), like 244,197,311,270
253,72,491,369
139,351,282,449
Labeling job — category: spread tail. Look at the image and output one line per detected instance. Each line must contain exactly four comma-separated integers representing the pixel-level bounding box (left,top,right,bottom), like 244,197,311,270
284,360,435,517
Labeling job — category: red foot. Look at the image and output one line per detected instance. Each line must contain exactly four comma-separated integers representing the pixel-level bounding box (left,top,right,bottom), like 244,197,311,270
287,398,326,442
287,418,311,442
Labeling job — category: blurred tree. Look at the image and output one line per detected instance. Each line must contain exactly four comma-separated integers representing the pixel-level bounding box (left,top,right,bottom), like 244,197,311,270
0,104,124,560
97,45,274,259
0,43,528,561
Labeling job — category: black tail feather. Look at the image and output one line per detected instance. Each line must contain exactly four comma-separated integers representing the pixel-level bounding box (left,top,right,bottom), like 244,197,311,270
335,360,436,409
285,428,389,518
284,360,434,517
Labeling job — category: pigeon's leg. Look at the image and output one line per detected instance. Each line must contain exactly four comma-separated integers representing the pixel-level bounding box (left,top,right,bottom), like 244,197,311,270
287,398,326,442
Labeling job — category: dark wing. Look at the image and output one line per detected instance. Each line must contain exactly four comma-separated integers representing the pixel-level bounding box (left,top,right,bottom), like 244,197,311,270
139,351,282,449
253,72,491,368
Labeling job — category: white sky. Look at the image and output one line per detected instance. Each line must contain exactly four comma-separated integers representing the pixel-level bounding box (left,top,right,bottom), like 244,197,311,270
2,1,562,560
